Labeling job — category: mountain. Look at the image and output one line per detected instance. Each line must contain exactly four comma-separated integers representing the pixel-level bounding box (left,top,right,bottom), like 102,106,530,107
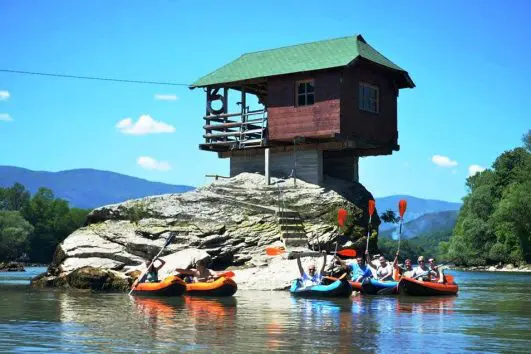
375,195,462,231
380,210,459,240
0,166,195,209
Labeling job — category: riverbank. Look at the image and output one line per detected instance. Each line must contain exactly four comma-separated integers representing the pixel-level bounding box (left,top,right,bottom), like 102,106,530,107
0,262,25,272
449,264,531,273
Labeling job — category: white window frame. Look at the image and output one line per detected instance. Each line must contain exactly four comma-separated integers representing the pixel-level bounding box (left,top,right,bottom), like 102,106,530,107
296,79,315,106
359,82,379,114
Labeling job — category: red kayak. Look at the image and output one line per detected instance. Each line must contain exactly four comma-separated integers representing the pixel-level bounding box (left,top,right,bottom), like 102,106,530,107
399,275,458,296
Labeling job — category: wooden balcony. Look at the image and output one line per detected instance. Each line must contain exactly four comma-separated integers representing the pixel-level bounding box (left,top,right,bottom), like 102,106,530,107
199,109,268,152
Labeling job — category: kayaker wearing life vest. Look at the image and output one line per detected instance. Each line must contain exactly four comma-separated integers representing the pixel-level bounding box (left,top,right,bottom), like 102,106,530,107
366,251,394,281
175,258,219,283
411,256,431,281
335,255,372,282
143,258,166,283
296,251,327,287
428,258,444,283
393,251,413,278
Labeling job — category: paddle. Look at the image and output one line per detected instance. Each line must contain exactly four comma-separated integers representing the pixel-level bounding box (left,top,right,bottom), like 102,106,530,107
266,245,286,256
397,199,407,253
337,249,357,257
335,208,348,257
217,271,235,278
365,200,375,253
129,233,175,295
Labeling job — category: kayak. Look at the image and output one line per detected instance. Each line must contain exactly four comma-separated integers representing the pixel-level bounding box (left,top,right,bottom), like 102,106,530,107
185,276,237,297
323,276,363,292
361,278,399,295
290,278,353,298
399,276,458,296
132,275,186,296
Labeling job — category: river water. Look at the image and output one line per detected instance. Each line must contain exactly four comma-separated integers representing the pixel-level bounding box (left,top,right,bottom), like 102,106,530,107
0,268,530,353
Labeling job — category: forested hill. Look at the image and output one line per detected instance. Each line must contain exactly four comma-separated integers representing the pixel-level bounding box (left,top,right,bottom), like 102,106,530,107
380,210,458,240
376,195,461,231
445,130,531,266
0,166,194,209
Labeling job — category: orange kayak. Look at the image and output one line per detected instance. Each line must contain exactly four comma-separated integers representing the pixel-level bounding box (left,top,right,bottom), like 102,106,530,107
399,276,458,296
324,276,363,292
185,276,237,297
132,275,186,296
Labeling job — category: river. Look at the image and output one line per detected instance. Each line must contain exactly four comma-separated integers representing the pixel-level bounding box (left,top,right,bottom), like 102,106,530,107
0,267,530,353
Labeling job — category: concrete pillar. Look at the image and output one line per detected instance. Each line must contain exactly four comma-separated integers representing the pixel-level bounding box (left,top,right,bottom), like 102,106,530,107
265,148,270,185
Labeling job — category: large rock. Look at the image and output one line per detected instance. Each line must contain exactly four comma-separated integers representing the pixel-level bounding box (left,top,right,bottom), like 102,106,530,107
32,173,379,291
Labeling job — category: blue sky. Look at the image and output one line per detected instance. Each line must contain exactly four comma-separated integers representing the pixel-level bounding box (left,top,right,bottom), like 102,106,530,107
1,0,529,203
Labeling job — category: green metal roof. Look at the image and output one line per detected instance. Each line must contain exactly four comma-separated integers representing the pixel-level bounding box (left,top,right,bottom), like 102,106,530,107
190,35,414,88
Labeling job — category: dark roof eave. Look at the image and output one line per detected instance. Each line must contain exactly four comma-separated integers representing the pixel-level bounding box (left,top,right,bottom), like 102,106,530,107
189,66,345,90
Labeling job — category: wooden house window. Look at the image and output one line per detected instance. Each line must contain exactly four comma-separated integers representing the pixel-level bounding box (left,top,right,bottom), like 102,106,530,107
296,80,315,106
359,83,379,113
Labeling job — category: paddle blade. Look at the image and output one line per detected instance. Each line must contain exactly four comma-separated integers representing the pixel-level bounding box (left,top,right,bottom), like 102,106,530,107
219,271,235,278
399,199,407,218
337,249,357,257
266,246,285,256
445,274,455,284
337,208,348,228
368,199,375,217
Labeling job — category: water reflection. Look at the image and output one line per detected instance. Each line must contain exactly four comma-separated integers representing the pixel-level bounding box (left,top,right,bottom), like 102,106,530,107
396,296,456,315
1,269,530,353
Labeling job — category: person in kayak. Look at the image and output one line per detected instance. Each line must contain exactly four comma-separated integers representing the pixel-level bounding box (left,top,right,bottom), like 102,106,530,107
411,256,431,281
366,251,394,281
297,251,327,287
335,254,372,282
428,258,444,283
142,257,166,283
175,258,219,283
393,251,413,278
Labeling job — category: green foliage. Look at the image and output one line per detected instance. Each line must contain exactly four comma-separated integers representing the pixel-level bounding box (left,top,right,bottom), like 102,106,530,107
379,229,452,263
380,209,399,224
0,183,90,263
445,133,531,266
523,130,531,151
0,183,30,211
0,211,33,260
125,202,150,225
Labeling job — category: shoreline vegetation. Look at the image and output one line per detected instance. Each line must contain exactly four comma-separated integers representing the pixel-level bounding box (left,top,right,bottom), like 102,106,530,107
0,183,90,265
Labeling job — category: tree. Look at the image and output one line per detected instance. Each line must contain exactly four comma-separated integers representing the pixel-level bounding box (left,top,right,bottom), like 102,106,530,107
380,209,399,224
21,187,89,263
445,130,531,266
0,211,33,261
523,129,531,151
0,183,30,211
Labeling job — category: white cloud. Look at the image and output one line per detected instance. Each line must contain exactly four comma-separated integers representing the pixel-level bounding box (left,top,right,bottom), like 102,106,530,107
154,94,178,101
431,154,458,167
137,156,171,171
0,91,10,101
468,164,486,177
116,115,175,135
0,113,12,122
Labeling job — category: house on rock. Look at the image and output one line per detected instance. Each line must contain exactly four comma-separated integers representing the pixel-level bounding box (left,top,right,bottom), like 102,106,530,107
190,35,414,185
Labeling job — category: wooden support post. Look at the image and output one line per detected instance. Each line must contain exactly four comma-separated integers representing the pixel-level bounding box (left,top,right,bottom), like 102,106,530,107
265,148,270,185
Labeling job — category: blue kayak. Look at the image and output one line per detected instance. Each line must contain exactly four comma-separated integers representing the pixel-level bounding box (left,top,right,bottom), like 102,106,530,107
361,278,399,295
290,278,353,298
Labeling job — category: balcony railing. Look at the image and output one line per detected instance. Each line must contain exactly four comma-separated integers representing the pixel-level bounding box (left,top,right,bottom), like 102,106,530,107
200,108,267,152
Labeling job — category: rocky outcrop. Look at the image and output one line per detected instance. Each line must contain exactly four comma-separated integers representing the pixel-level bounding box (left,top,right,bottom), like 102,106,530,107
0,262,25,272
32,173,380,291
